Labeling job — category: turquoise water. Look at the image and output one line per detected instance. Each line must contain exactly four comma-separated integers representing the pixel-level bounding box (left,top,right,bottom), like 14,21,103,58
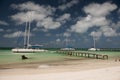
0,50,120,64
0,50,67,64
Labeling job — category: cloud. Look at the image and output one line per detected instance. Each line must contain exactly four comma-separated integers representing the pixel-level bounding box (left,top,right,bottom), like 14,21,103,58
37,17,61,29
11,1,62,30
63,32,71,37
11,1,56,15
71,15,110,33
113,21,120,29
58,0,79,11
90,25,120,39
70,2,118,38
57,13,71,23
6,29,12,32
11,11,46,24
4,31,25,38
0,28,12,32
100,26,118,37
90,31,102,40
0,20,9,26
83,2,117,17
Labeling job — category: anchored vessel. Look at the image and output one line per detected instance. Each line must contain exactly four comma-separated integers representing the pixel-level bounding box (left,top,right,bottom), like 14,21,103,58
88,35,100,51
12,21,47,53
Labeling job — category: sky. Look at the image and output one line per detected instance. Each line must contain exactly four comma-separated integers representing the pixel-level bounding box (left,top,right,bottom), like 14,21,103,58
0,0,120,48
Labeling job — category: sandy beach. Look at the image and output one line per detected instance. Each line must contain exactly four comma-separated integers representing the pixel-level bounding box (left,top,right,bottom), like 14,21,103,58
0,66,120,80
0,58,120,80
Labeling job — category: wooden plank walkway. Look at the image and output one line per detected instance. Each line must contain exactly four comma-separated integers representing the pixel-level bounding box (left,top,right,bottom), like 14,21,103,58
56,50,108,60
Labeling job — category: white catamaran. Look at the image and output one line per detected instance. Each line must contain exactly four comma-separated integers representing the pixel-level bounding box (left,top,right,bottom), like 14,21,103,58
12,21,47,53
88,36,100,51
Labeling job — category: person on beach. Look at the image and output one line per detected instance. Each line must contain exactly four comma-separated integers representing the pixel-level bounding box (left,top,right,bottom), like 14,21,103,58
21,55,28,60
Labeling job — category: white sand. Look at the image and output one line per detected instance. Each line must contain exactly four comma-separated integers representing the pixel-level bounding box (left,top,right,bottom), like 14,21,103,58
0,66,120,80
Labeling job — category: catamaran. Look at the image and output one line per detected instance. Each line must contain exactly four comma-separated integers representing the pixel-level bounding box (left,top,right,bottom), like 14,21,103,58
12,21,47,53
88,35,100,51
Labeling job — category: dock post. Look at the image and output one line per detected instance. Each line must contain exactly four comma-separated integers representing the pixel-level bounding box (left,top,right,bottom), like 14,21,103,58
103,55,108,60
88,54,90,58
81,53,83,57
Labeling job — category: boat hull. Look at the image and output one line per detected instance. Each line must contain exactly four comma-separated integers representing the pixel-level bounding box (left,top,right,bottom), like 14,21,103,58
12,48,47,53
88,48,100,51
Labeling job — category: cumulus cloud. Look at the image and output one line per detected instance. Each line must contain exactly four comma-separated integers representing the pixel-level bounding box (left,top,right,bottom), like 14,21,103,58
58,0,79,10
11,1,56,15
83,2,117,17
70,2,118,38
4,31,33,38
11,1,54,23
71,15,109,33
0,20,9,26
90,31,102,40
37,17,61,29
113,21,120,28
63,32,71,37
4,31,25,38
100,26,118,37
11,11,46,24
57,13,71,23
11,1,61,30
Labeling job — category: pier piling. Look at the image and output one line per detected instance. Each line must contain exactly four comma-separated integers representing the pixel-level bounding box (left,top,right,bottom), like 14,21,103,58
56,51,108,60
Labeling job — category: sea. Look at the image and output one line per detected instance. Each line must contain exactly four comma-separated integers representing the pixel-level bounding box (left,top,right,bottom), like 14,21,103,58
0,49,120,65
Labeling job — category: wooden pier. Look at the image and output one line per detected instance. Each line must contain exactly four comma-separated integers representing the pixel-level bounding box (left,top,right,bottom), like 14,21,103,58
56,51,108,60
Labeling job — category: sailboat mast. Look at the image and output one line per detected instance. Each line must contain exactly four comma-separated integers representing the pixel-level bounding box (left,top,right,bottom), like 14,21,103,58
24,22,27,48
93,36,96,49
27,21,31,48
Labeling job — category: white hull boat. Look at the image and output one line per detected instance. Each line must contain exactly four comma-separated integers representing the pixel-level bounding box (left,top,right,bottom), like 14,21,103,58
12,48,47,53
88,48,100,51
12,19,47,53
